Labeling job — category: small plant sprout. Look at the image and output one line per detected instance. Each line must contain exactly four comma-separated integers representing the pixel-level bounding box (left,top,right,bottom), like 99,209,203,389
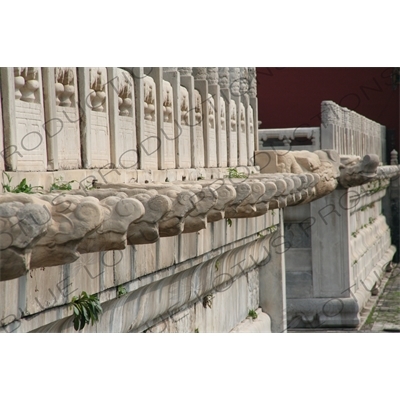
2,172,43,194
226,167,248,179
194,328,199,333
265,225,278,234
203,294,214,309
117,285,127,298
50,177,77,191
70,291,103,332
226,218,232,227
248,309,258,320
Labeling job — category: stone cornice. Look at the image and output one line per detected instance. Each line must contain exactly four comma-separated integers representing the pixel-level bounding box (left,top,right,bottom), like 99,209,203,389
0,170,324,281
3,151,398,281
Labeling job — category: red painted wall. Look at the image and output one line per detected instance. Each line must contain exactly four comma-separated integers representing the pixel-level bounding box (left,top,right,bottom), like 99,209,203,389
256,67,399,156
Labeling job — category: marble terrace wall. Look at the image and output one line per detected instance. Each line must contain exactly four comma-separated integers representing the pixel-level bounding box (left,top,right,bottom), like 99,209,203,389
2,69,397,332
0,67,292,333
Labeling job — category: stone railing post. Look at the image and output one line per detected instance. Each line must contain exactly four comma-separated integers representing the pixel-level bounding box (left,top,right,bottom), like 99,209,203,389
219,67,237,167
391,149,398,165
193,67,217,168
163,68,190,169
1,67,47,171
77,67,111,169
230,67,244,166
206,67,224,167
248,67,259,154
133,67,158,170
0,74,6,171
107,68,137,169
147,68,176,169
43,67,82,170
178,67,204,168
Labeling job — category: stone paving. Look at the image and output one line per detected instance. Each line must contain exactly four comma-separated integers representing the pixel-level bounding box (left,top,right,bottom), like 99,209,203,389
360,263,400,333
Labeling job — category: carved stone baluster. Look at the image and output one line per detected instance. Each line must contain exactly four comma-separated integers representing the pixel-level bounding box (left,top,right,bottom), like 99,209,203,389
108,68,137,169
43,67,81,170
131,68,158,169
193,67,217,168
0,67,47,171
390,149,398,165
178,67,201,168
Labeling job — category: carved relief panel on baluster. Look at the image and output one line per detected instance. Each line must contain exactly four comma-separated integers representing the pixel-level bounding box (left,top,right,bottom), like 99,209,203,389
54,67,81,169
140,75,158,169
193,89,205,168
88,67,111,168
206,96,218,167
177,86,191,168
161,80,175,169
110,68,139,169
218,96,228,167
247,105,255,166
0,67,47,171
228,99,238,167
238,102,248,166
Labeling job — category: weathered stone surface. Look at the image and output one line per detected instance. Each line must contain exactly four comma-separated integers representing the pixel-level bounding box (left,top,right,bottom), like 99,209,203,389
0,197,52,280
77,197,145,252
127,193,171,244
182,186,218,233
138,183,198,237
178,179,236,222
30,234,274,333
1,150,394,284
1,164,333,276
31,194,104,269
255,149,341,200
225,181,265,218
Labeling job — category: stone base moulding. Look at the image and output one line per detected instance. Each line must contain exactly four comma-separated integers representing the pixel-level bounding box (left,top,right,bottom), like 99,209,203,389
30,233,282,333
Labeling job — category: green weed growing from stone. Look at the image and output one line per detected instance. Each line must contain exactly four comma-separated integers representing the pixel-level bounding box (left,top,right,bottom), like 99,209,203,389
2,172,43,194
70,291,103,332
50,177,77,191
227,167,248,179
248,309,258,320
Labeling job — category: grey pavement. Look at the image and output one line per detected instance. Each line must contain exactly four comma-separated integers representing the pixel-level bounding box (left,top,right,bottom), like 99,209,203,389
359,263,400,333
